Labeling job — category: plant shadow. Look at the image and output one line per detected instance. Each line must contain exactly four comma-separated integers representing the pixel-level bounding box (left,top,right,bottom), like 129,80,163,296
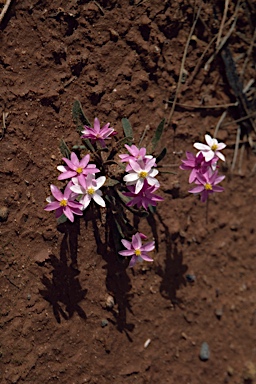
155,212,188,306
39,219,87,323
89,207,135,342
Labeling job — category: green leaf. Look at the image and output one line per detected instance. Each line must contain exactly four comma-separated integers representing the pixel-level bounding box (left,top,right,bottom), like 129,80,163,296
72,100,91,134
82,138,95,153
156,147,167,163
104,178,120,187
72,145,87,150
121,118,133,143
60,139,71,158
148,205,156,214
57,214,67,224
151,118,165,152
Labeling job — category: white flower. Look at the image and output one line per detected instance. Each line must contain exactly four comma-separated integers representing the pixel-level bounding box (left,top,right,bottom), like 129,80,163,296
70,174,106,209
194,134,226,162
123,158,159,194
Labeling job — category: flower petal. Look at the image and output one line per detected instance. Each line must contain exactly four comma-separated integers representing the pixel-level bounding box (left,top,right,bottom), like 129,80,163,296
121,239,132,250
194,143,210,151
63,206,74,222
50,185,63,201
140,253,154,262
132,233,142,249
205,134,213,147
92,193,106,207
119,249,135,256
128,256,137,268
44,201,61,211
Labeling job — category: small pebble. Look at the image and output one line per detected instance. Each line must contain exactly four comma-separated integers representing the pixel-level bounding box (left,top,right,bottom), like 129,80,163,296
144,338,151,348
186,274,196,283
105,295,115,309
199,342,210,361
0,206,9,222
27,294,31,301
101,319,108,328
215,307,223,320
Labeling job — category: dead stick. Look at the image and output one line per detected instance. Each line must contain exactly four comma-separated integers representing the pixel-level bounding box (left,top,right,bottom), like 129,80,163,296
0,0,12,24
167,2,202,125
241,28,256,78
221,112,256,127
216,0,230,47
231,126,241,172
166,101,238,109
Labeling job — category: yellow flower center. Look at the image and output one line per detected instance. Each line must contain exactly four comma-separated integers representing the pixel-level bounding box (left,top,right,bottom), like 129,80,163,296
76,167,83,174
139,171,148,179
211,144,218,151
135,249,141,256
87,187,95,195
59,199,68,207
204,183,212,190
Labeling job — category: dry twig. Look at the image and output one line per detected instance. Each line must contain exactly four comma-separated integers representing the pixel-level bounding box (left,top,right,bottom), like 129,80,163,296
0,0,12,24
204,0,241,71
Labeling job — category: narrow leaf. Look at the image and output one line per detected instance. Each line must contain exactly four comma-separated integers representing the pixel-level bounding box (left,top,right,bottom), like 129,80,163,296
151,118,165,152
156,147,167,163
60,139,71,158
121,118,133,143
72,100,91,134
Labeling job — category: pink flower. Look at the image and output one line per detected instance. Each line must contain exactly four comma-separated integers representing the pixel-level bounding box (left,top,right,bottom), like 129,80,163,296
180,152,213,183
119,145,153,171
189,170,225,202
123,158,159,194
118,232,155,268
70,174,106,209
57,152,99,181
123,182,163,210
194,134,226,162
81,118,117,147
44,182,83,222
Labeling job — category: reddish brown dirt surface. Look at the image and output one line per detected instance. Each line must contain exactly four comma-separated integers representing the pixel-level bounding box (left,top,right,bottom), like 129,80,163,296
1,1,256,383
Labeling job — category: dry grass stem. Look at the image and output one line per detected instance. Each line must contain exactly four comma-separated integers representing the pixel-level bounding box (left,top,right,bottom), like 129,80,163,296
214,111,227,138
241,28,256,78
204,0,241,71
167,2,202,125
216,0,230,47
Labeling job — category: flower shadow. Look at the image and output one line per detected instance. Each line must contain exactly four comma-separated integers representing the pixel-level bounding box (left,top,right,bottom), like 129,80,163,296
39,219,87,323
155,212,188,306
88,208,135,342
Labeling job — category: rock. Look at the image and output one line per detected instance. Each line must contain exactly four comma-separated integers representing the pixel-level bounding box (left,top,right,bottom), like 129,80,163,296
186,274,196,283
215,307,223,320
105,295,115,309
0,206,9,222
34,249,51,264
199,342,210,361
101,319,108,328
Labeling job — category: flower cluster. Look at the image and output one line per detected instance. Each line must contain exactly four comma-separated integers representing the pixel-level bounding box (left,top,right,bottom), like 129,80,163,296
120,144,163,208
180,134,226,202
45,151,106,222
45,111,162,268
